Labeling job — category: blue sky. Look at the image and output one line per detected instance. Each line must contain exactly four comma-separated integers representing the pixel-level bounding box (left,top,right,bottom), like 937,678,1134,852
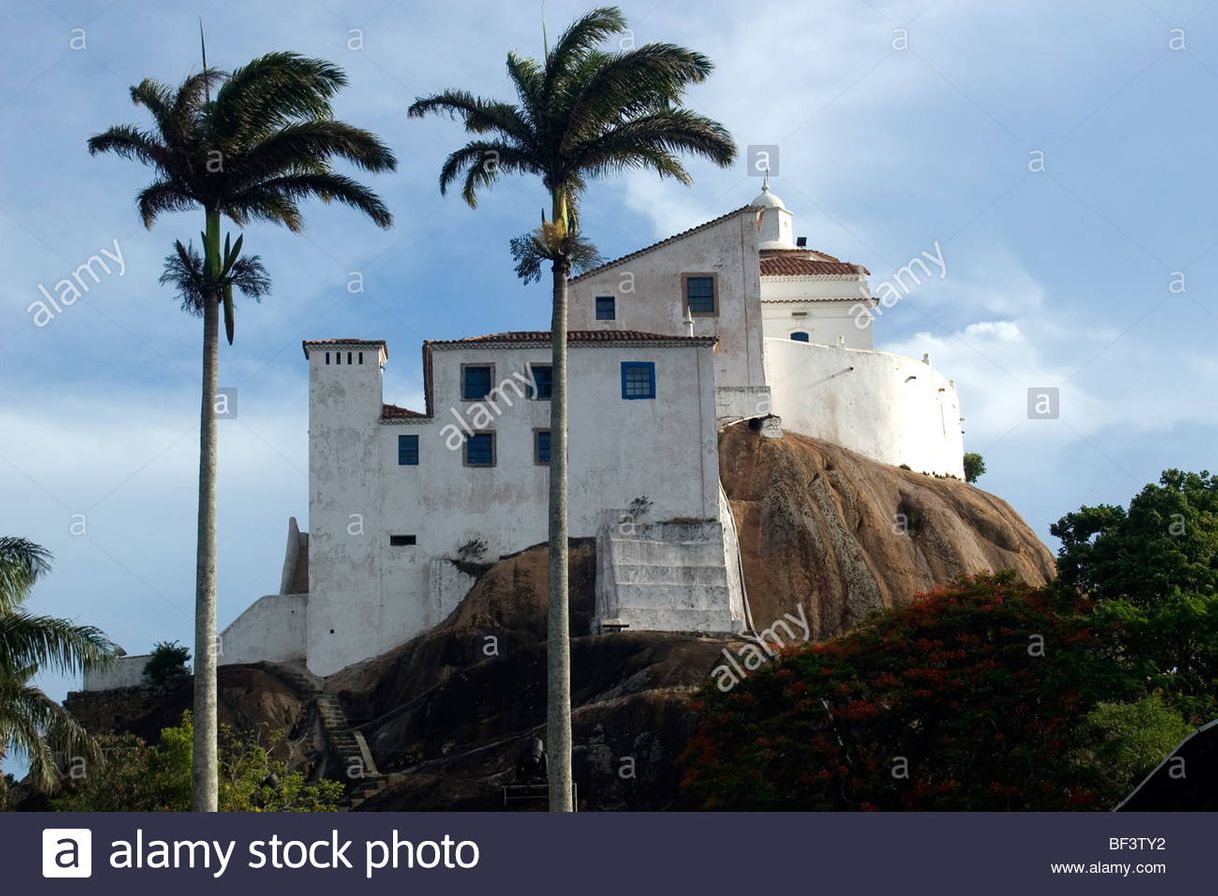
2,0,1217,762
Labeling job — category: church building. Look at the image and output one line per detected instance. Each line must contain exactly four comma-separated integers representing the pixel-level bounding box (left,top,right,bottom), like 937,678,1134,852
84,185,964,685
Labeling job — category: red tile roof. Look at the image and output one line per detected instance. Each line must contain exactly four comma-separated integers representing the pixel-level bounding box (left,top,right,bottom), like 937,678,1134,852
425,330,716,347
570,206,755,282
381,403,426,420
759,252,868,277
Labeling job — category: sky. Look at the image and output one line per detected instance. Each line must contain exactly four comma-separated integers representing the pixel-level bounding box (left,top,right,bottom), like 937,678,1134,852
2,0,1217,764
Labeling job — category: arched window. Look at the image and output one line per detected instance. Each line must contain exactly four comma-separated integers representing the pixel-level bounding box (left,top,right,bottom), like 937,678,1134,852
790,331,810,342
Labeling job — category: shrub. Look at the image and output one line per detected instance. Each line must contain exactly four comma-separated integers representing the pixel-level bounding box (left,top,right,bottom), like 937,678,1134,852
681,574,1133,810
51,712,342,812
143,641,190,688
963,452,986,483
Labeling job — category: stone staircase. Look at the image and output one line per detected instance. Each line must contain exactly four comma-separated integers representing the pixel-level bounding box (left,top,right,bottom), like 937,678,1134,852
262,663,388,811
595,519,745,633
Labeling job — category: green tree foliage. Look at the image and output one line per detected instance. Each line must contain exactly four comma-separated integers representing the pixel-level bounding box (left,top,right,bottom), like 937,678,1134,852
52,713,341,812
681,574,1131,810
1073,695,1192,795
683,472,1216,810
1051,469,1218,719
142,641,191,688
963,452,986,483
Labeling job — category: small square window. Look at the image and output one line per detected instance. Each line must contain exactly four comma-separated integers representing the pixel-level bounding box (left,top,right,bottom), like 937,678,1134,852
462,364,494,400
389,534,416,546
535,429,551,465
790,331,810,343
685,275,716,315
621,362,656,400
529,364,553,400
397,433,419,465
465,432,495,467
595,296,616,320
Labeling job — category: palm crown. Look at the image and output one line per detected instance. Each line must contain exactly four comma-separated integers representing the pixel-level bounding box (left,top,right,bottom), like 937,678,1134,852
408,6,736,271
88,52,397,231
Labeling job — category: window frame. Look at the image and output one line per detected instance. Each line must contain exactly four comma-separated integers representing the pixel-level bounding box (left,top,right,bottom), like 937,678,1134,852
595,295,616,320
620,361,657,400
534,428,551,466
681,272,718,317
460,363,495,401
397,433,420,465
463,431,497,467
527,363,553,401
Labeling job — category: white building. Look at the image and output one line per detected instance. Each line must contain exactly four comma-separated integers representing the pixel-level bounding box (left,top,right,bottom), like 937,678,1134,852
85,186,965,687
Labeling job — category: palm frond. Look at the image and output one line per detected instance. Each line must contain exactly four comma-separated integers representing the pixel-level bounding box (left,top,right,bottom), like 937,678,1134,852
509,225,601,283
127,78,180,143
0,672,100,791
159,240,270,317
0,611,114,677
408,89,533,144
0,537,52,613
570,108,737,179
136,180,196,229
563,43,717,137
85,125,174,174
226,172,392,229
235,121,395,182
543,6,628,101
437,141,535,206
505,52,544,127
211,52,346,144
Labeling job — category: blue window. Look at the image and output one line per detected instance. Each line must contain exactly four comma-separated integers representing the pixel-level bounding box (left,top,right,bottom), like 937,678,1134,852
397,434,419,465
462,365,493,400
790,331,810,342
535,430,551,465
529,364,552,400
465,432,495,467
595,296,615,320
685,275,716,315
621,362,656,400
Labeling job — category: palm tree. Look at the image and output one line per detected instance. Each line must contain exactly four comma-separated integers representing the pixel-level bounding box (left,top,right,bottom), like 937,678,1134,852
0,537,113,792
408,6,736,811
88,52,397,810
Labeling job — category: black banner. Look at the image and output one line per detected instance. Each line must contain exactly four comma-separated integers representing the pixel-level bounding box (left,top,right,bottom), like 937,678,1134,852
12,811,1211,893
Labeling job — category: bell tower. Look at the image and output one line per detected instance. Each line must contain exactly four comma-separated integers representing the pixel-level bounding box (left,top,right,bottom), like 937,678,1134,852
752,176,795,250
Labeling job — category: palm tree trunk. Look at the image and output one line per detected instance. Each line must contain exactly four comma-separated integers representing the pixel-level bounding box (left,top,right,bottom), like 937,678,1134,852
192,209,221,812
547,255,573,812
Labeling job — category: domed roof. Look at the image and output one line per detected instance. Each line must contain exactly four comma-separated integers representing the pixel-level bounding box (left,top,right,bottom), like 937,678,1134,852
750,180,787,210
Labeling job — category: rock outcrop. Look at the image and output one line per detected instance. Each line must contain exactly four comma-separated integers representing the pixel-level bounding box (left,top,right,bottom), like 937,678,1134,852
63,431,1055,810
720,426,1055,638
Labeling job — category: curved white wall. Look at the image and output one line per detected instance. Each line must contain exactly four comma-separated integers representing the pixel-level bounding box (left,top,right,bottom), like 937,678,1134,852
764,338,965,478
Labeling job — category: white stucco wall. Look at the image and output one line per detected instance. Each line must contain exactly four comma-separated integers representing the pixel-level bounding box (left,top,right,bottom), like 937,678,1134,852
569,210,766,394
761,298,874,351
217,593,307,666
82,654,150,691
760,271,875,351
765,338,965,478
306,337,722,676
